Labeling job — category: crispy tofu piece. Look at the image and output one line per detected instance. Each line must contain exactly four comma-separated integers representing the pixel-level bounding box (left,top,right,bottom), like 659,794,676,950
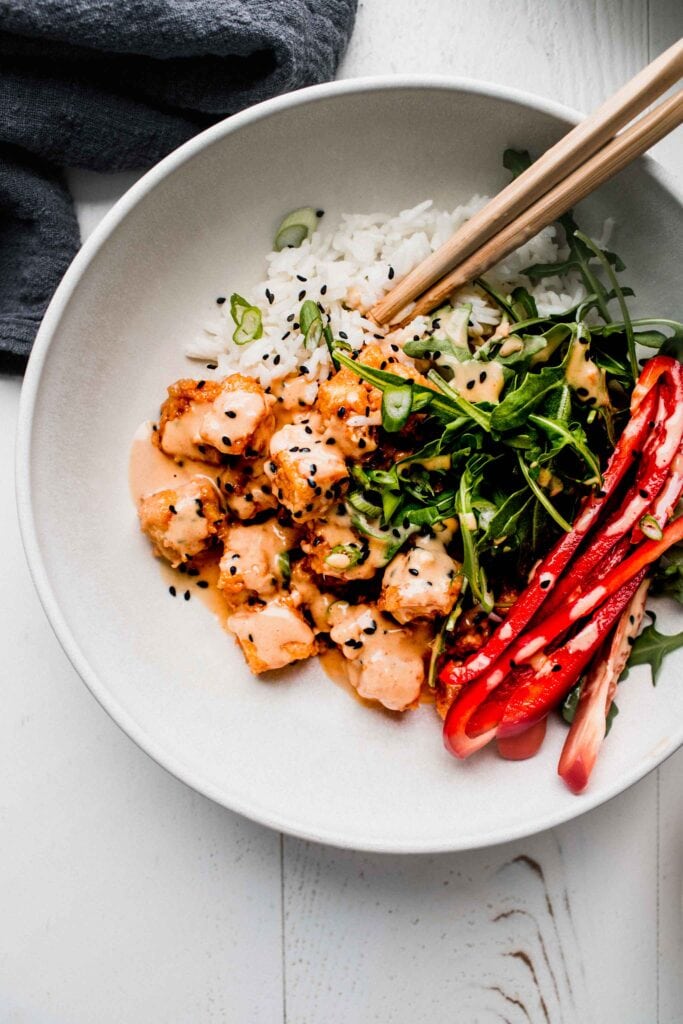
301,510,388,581
265,421,348,523
289,563,336,633
157,374,274,462
218,520,297,600
138,475,222,567
227,598,317,674
316,366,380,457
328,603,427,712
218,457,279,520
379,537,462,624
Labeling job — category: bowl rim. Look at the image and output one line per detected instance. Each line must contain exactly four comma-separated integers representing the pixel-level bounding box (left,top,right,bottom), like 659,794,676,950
15,74,683,853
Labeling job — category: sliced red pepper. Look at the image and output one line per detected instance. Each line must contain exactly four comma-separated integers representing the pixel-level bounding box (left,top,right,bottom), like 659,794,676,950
557,578,650,793
482,571,648,739
629,354,678,412
497,717,548,760
440,385,660,691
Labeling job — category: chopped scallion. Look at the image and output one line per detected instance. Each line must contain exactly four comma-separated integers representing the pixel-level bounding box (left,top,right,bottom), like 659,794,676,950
381,385,413,432
274,207,319,251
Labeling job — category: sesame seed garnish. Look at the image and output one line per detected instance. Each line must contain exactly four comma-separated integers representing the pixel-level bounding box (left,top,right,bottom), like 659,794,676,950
206,363,218,370
390,344,399,352
187,567,200,576
296,274,307,282
197,580,209,589
639,489,648,498
316,209,324,218
184,590,191,601
337,407,346,418
380,361,387,370
222,436,232,446
466,380,475,390
320,284,327,295
168,504,177,514
552,664,562,672
358,438,367,449
273,354,281,366
304,426,313,436
325,437,336,445
408,568,419,577
262,353,270,361
388,266,395,280
244,493,254,503
248,633,254,642
229,565,237,576
305,503,314,512
169,586,176,597
339,330,348,340
287,313,295,322
216,296,226,305
265,287,274,304
298,290,306,301
479,371,487,383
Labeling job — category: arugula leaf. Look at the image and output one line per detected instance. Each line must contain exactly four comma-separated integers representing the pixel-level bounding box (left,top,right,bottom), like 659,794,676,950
480,487,534,549
651,545,683,604
529,413,602,483
503,148,532,179
490,362,565,431
625,612,683,685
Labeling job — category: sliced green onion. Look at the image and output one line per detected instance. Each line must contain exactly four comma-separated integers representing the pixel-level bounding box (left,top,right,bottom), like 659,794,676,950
324,544,364,570
233,306,263,345
274,207,319,251
381,385,413,432
347,490,382,518
230,293,252,325
304,319,323,350
640,514,663,541
277,551,291,587
382,489,402,522
349,510,392,541
299,299,322,335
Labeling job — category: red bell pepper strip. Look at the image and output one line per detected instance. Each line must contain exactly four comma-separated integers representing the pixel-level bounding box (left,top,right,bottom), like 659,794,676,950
496,717,548,761
557,579,650,793
481,571,648,739
630,354,678,412
454,513,683,747
440,385,660,691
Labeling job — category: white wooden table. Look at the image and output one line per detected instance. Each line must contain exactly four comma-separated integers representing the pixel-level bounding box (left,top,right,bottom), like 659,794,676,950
2,3,682,1021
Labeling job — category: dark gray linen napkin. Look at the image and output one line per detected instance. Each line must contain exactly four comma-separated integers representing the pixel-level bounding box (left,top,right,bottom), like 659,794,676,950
0,0,357,370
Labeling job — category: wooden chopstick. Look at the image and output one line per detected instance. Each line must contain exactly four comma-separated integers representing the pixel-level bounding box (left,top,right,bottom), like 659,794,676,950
399,89,683,324
370,38,683,325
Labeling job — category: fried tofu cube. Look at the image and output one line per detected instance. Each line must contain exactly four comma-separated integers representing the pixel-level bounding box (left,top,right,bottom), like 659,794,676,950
138,476,222,567
218,457,279,520
265,421,348,522
218,520,297,600
227,598,317,674
157,374,273,462
301,510,388,581
328,602,427,712
316,366,380,457
379,537,462,624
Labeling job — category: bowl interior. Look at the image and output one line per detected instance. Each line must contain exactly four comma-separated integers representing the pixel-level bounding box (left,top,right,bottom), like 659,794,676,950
21,82,683,851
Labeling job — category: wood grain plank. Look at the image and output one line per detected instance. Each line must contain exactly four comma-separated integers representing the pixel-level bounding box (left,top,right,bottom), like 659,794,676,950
657,749,683,1023
283,776,658,1024
0,382,284,1024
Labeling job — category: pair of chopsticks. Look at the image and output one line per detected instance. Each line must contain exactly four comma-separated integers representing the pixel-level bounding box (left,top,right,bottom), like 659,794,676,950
370,40,683,327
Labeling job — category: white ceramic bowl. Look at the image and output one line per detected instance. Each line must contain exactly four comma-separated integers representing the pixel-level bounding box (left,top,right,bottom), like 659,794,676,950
17,78,683,852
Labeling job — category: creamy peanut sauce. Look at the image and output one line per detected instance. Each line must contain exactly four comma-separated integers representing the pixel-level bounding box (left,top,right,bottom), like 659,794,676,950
452,360,505,404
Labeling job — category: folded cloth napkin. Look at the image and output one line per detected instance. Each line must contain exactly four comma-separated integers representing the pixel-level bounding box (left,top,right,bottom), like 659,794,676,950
0,0,357,370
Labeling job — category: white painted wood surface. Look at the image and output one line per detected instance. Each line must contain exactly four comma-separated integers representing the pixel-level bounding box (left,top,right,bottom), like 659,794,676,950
2,1,681,1021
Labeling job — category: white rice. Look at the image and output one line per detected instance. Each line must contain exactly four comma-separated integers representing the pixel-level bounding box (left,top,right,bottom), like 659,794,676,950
185,197,590,384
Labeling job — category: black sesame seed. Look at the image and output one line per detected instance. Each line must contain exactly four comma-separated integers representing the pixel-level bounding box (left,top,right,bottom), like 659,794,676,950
466,380,475,390
169,586,176,597
298,290,306,301
287,313,295,322
184,590,191,601
225,410,237,419
409,568,419,577
293,323,300,330
576,387,589,397
168,504,177,514
392,529,400,539
300,446,311,453
248,633,254,642
339,331,348,340
187,567,200,577
262,353,270,361
222,436,232,446
479,371,487,383
320,284,327,295
337,407,346,418
216,296,226,305
309,462,317,473
358,438,367,449
391,344,399,352
639,489,648,498
269,461,277,472
265,287,274,304
229,565,237,576
316,209,324,218
325,437,336,445
281,331,291,341
388,266,395,280
206,363,218,370
300,365,310,375
273,354,281,366
305,503,314,512
344,639,357,647
244,493,254,503
540,578,551,589
296,274,307,282
552,664,562,672
197,580,209,589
